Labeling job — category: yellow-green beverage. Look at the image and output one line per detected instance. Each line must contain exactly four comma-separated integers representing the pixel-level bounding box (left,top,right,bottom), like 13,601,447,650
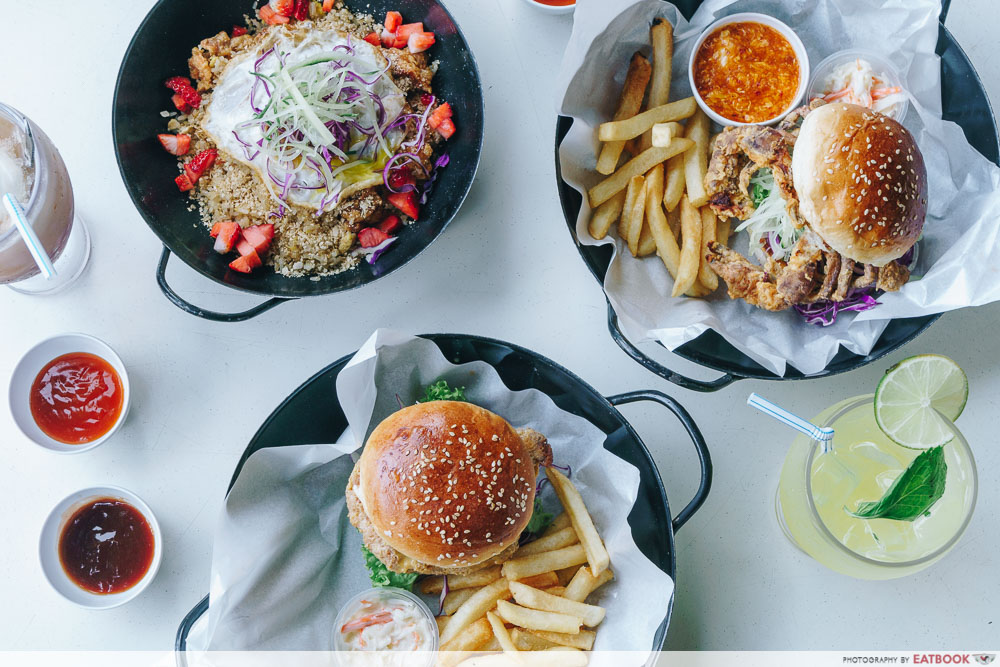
777,394,977,579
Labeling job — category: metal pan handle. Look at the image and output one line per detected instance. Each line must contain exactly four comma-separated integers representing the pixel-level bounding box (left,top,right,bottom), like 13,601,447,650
606,304,740,392
607,390,712,532
157,247,295,322
941,0,952,24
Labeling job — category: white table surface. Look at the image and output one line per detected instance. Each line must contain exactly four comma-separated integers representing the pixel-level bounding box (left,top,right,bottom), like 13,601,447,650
1,0,997,652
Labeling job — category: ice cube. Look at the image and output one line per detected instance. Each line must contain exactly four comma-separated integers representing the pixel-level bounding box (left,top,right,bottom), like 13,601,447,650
811,452,858,508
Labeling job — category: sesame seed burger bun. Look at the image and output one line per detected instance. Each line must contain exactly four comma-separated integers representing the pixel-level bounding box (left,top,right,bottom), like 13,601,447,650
353,401,540,572
792,103,927,266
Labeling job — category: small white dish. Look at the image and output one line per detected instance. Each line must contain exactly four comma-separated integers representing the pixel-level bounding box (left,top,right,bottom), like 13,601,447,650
518,0,575,16
688,12,810,126
39,486,162,609
8,333,130,453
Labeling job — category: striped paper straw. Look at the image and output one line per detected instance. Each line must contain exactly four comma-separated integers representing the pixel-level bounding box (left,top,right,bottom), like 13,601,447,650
747,393,835,452
3,192,56,280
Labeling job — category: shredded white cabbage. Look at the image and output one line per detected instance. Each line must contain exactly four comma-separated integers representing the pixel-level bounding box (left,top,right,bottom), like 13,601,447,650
734,168,801,262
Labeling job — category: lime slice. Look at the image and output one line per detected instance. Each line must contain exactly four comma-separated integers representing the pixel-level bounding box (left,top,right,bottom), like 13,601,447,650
874,354,968,449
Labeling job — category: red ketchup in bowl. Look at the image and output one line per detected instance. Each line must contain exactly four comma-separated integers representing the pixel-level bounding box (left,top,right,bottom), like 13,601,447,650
29,352,124,444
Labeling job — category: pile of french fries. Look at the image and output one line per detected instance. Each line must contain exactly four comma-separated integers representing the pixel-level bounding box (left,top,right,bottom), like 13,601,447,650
587,18,731,298
426,468,611,666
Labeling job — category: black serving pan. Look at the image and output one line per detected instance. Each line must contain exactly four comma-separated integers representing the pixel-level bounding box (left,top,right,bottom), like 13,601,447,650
114,0,484,322
174,333,712,656
556,0,1000,392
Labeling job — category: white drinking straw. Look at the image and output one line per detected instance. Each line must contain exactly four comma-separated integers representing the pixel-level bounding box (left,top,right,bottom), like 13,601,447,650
3,192,56,280
747,393,835,453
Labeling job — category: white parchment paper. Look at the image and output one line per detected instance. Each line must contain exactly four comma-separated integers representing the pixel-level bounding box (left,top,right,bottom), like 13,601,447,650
189,330,674,653
559,0,1000,376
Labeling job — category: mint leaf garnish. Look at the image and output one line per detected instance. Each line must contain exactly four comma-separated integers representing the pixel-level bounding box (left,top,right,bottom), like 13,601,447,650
418,380,466,403
361,544,419,591
846,446,947,522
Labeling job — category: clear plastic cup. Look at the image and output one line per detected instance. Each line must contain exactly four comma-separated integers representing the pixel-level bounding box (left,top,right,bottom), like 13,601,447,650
807,49,909,122
0,102,90,294
333,587,438,667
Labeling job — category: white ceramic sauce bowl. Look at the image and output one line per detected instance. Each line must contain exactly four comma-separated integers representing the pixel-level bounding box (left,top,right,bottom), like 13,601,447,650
39,486,162,609
688,13,810,126
517,0,575,16
8,333,130,453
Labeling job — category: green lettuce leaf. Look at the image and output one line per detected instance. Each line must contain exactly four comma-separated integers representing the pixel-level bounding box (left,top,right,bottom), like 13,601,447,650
525,498,553,535
418,380,466,403
361,544,419,591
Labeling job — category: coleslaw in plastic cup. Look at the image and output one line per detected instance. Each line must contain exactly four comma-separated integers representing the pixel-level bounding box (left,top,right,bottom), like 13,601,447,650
333,587,438,666
807,49,909,121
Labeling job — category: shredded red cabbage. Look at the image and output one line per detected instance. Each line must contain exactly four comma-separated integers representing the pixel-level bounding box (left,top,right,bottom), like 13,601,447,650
437,575,449,615
794,289,880,326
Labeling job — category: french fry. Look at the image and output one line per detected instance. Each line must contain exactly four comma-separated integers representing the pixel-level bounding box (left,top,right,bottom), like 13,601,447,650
648,18,674,109
587,140,693,208
516,527,579,558
587,190,625,240
495,600,582,635
598,98,697,142
422,566,501,594
666,204,681,238
624,175,646,257
440,578,510,644
647,162,695,294
663,152,686,212
564,567,615,603
682,109,711,207
671,195,703,297
637,222,657,256
543,585,567,597
542,514,572,537
526,629,597,651
516,571,560,589
502,544,588,582
439,616,492,653
443,587,480,616
511,628,557,651
437,615,451,634
545,467,610,577
596,53,652,175
717,216,731,244
555,565,582,587
509,581,606,627
486,611,517,652
697,207,718,291
651,121,683,148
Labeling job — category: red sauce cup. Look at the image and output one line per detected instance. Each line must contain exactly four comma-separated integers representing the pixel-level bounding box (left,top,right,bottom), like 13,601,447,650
8,333,131,453
39,486,162,608
519,0,575,16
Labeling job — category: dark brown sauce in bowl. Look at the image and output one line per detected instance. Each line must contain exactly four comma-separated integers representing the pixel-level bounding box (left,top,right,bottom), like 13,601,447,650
58,498,155,594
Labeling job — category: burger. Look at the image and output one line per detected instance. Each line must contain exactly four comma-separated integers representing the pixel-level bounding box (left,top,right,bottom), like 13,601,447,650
704,102,927,321
346,400,553,577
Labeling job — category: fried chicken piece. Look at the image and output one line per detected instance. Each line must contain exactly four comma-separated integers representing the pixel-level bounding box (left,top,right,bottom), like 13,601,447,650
706,242,791,311
705,125,801,225
876,260,910,292
832,257,856,301
776,236,824,303
854,264,878,290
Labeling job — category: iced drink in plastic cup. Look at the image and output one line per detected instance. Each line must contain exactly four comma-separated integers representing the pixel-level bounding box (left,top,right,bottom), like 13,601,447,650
0,102,89,293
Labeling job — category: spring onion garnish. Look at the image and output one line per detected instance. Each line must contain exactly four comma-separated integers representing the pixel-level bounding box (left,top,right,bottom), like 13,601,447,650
233,37,404,214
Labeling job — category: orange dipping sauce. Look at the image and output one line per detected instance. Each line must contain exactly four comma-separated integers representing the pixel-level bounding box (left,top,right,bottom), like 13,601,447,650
30,352,124,444
694,22,800,123
59,498,155,594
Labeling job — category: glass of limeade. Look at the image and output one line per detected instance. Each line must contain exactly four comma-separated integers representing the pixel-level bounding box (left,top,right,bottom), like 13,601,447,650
0,101,90,294
777,394,977,580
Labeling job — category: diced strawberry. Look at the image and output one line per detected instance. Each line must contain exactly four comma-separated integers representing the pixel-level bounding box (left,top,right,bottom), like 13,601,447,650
359,227,390,248
384,11,403,33
175,173,194,192
272,0,296,17
437,117,456,140
394,23,423,48
388,168,415,190
293,0,309,21
363,31,381,46
378,215,402,235
171,93,192,113
183,149,218,185
380,29,396,48
420,93,434,107
229,251,262,274
235,238,258,258
259,5,289,24
165,76,191,93
232,25,248,37
242,223,275,255
387,191,419,220
427,102,453,130
165,76,201,109
180,86,201,109
157,133,191,156
408,31,436,54
211,221,241,253
322,0,335,11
